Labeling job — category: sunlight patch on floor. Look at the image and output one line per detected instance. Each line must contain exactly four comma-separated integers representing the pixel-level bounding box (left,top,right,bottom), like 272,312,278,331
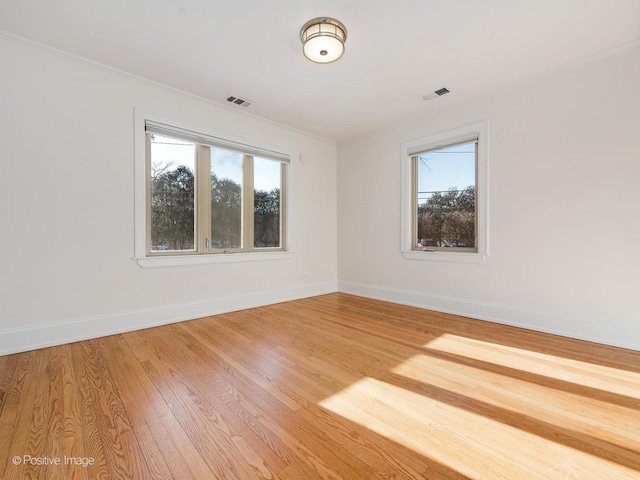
392,353,640,446
319,374,639,479
423,334,640,400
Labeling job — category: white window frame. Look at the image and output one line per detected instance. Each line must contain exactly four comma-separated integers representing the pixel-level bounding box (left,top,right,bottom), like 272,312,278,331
401,121,489,264
133,109,295,268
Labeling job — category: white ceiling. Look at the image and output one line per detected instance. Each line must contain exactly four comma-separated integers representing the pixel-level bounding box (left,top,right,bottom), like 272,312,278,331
1,1,639,142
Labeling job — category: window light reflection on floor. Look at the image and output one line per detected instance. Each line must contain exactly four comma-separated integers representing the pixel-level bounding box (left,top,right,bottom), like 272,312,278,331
318,361,639,479
423,333,640,399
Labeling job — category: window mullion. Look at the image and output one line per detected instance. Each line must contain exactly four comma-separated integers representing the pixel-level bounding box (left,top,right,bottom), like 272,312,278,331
474,141,479,250
243,155,254,252
145,133,152,255
411,155,418,249
196,145,211,253
280,163,287,250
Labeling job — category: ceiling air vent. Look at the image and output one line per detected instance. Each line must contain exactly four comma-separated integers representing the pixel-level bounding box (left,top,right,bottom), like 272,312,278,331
422,87,450,102
225,95,253,107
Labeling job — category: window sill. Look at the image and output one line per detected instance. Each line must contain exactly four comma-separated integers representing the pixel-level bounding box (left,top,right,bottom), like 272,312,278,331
134,251,295,268
401,250,487,264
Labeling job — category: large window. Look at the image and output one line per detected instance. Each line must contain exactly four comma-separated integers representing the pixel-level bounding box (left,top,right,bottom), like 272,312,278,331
134,113,290,266
401,122,488,263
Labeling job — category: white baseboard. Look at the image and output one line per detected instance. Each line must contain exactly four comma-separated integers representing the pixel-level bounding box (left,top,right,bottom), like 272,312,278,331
0,281,337,356
338,281,639,352
4,280,637,356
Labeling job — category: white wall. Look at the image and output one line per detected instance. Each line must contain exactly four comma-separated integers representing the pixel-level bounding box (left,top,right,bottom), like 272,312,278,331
0,37,338,355
337,45,640,350
1,35,638,355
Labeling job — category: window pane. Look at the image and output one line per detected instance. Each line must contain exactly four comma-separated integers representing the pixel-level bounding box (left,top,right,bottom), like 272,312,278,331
416,142,476,249
210,147,243,249
149,134,196,251
254,158,281,248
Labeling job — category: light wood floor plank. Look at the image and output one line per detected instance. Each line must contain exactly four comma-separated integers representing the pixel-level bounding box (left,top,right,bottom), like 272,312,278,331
175,320,376,479
0,293,639,479
142,324,289,478
1,352,39,480
59,343,89,480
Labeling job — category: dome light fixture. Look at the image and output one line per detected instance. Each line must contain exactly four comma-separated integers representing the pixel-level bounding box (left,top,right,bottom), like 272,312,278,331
300,17,347,64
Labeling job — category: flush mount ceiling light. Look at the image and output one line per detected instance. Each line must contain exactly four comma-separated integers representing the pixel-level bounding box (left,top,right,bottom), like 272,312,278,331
300,17,347,63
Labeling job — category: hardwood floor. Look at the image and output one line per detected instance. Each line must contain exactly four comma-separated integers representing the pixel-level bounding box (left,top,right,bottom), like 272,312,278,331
1,293,639,479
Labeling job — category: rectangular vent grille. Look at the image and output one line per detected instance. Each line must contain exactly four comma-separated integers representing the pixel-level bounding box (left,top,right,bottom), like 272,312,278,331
226,95,253,107
422,87,451,102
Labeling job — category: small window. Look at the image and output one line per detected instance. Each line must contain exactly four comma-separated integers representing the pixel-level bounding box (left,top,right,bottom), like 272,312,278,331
135,112,290,266
413,139,477,252
401,122,488,263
